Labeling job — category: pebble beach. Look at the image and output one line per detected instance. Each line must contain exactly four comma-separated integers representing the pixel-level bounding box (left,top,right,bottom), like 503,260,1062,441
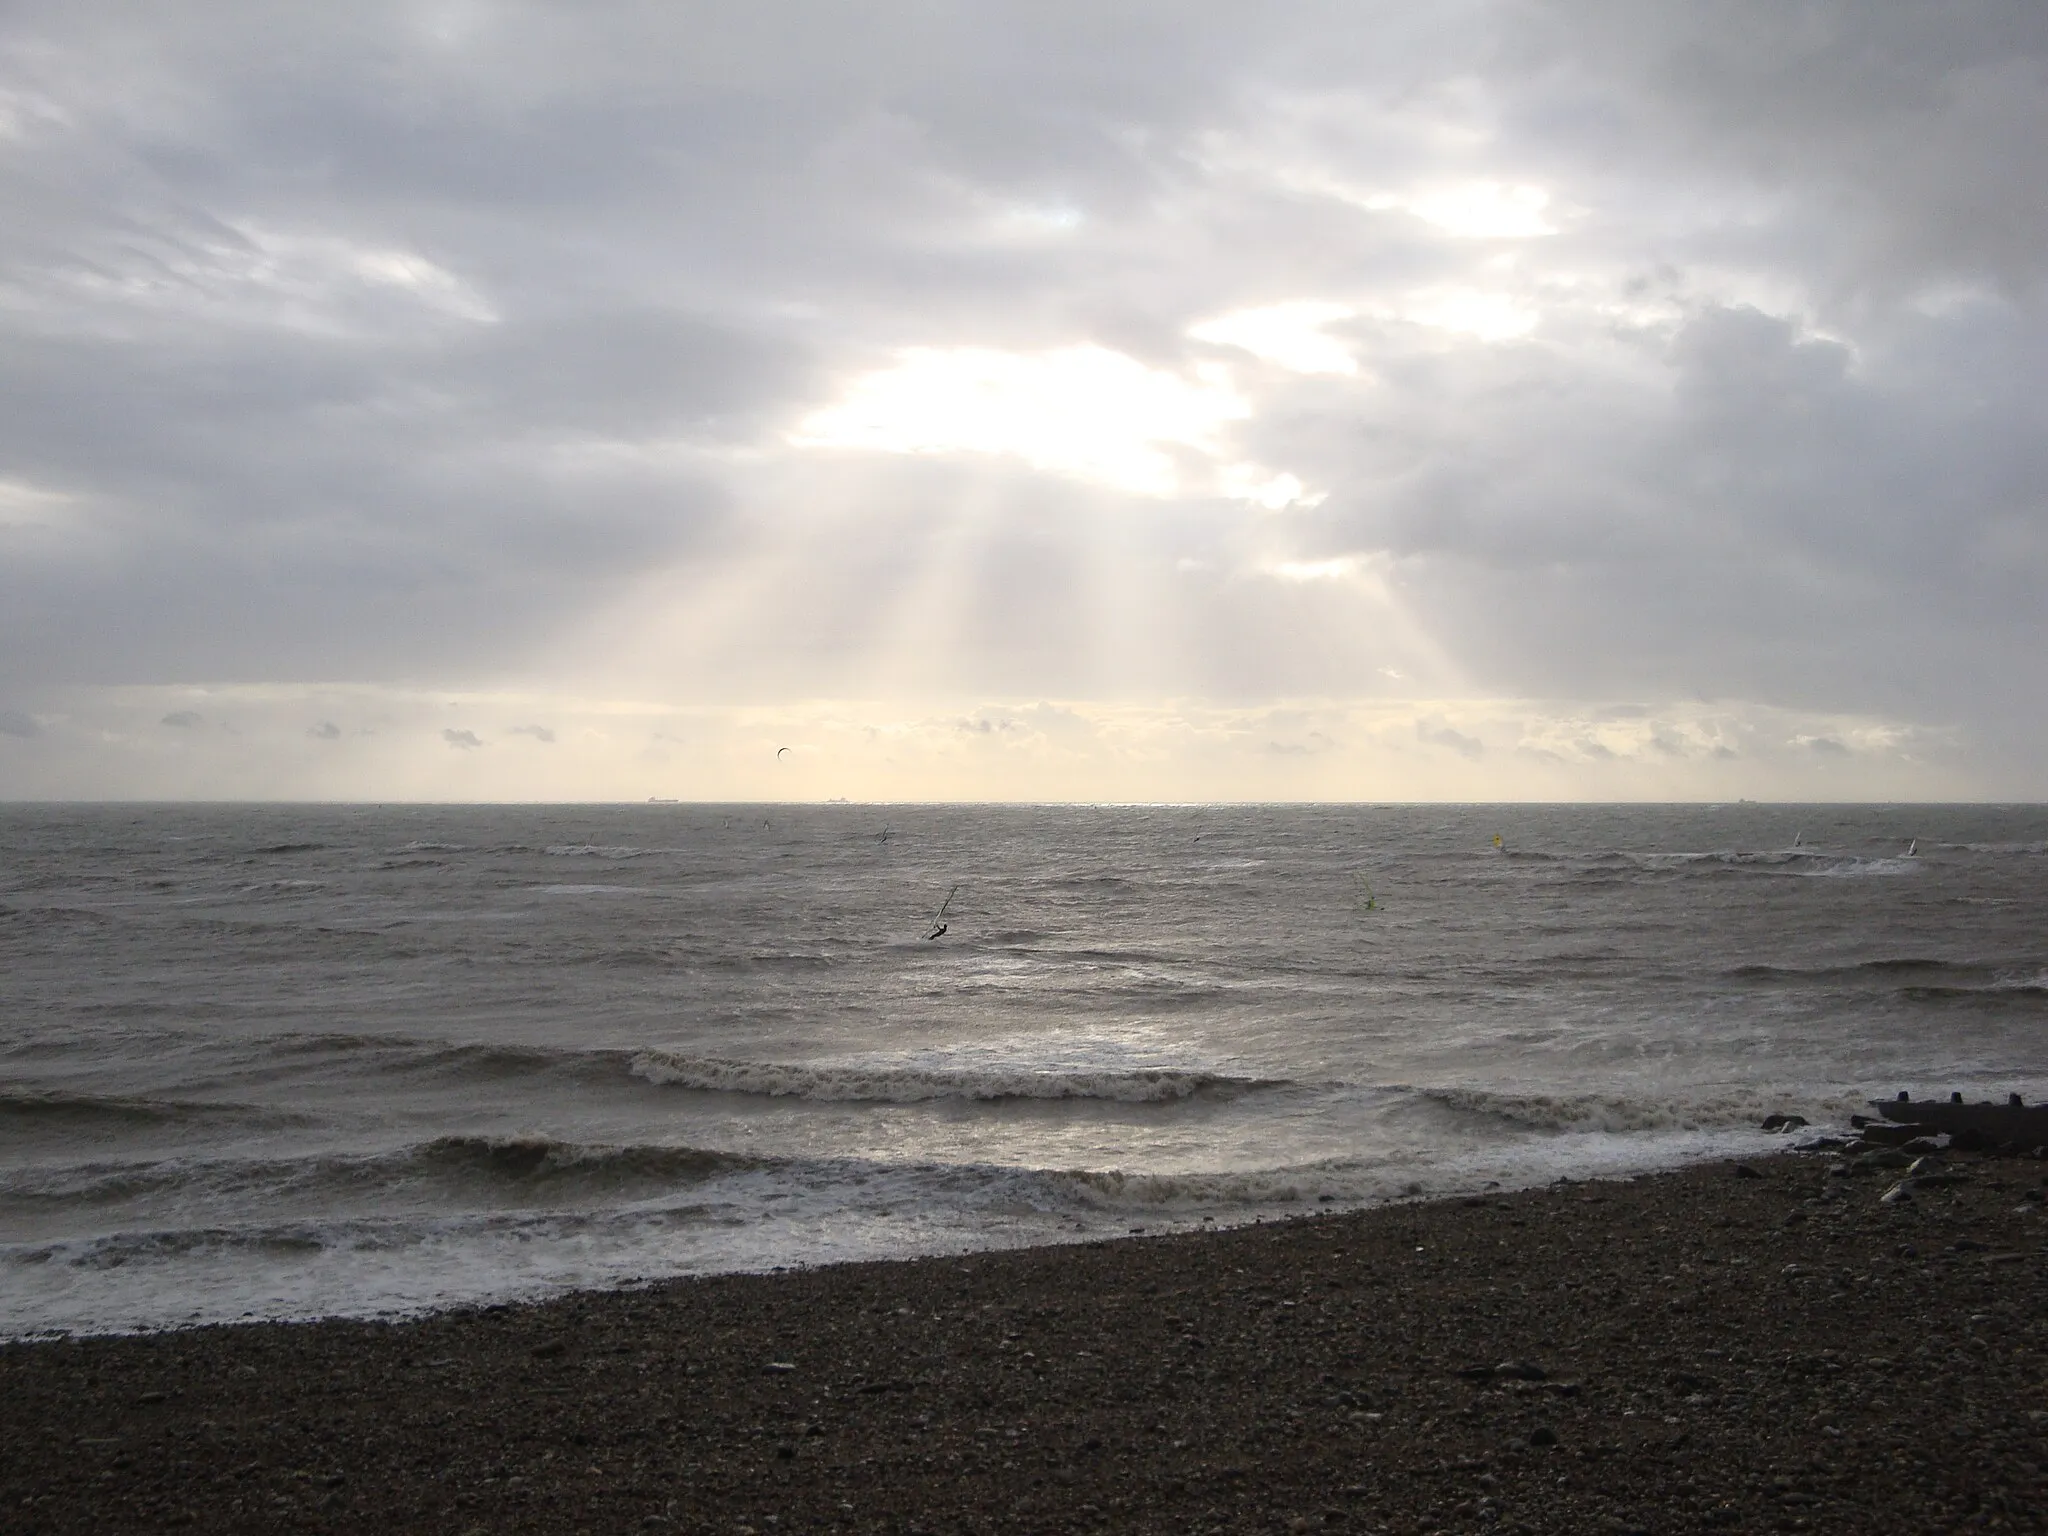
5,1151,2043,1534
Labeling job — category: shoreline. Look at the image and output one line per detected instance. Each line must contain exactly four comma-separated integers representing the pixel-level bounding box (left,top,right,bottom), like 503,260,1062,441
4,1152,2042,1533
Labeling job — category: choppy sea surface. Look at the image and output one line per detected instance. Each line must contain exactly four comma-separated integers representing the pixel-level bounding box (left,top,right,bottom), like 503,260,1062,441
3,803,2043,1337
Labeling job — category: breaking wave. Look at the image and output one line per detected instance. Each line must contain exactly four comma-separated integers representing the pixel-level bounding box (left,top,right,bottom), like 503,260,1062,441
1416,1085,1843,1136
0,1135,764,1215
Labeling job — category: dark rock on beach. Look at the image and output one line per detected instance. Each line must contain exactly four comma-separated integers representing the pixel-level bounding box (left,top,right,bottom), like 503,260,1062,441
4,1155,2044,1534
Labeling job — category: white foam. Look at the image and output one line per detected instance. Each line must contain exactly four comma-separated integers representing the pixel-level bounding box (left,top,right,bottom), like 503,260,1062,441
0,1122,1788,1339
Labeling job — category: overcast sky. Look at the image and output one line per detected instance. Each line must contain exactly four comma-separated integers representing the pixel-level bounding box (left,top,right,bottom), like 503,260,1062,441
3,1,2044,800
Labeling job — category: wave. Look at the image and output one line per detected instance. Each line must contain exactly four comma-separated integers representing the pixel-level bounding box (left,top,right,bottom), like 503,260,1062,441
0,1134,764,1212
0,1088,306,1132
1723,957,2046,1000
1988,969,2048,993
260,1032,624,1084
1042,1158,1385,1211
629,1050,1281,1104
396,1134,753,1187
1902,974,2048,1003
1506,847,1922,881
41,1028,1282,1112
2,1206,644,1276
1417,1084,1834,1136
0,904,114,930
544,845,652,859
1728,957,1966,982
1805,856,1919,878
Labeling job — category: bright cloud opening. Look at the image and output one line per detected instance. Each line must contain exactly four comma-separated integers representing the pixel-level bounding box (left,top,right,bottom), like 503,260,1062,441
1189,301,1358,374
1384,182,1556,239
792,345,1250,496
1219,465,1323,511
1268,556,1361,582
994,203,1084,235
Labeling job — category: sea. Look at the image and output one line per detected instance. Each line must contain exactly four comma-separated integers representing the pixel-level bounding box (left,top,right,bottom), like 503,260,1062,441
2,803,2043,1338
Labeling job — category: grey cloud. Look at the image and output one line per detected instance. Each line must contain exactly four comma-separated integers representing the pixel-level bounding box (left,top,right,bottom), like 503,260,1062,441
1417,721,1483,759
308,721,341,740
1801,736,1850,756
1506,1,2048,297
442,728,482,749
0,320,738,685
0,2,2042,786
508,724,556,743
0,709,39,738
161,710,203,728
1278,294,2048,731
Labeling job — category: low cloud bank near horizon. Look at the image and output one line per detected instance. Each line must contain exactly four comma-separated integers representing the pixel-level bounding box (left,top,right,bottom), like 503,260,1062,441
1,3,2042,800
0,686,1989,803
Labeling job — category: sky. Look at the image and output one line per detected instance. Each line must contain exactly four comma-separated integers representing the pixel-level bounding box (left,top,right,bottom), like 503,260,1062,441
2,1,2045,802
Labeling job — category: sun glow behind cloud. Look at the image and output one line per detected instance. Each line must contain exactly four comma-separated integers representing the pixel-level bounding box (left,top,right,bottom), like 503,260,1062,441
1395,182,1557,239
1267,168,1561,241
2,6,2040,804
792,345,1249,497
791,345,1324,508
1189,301,1359,374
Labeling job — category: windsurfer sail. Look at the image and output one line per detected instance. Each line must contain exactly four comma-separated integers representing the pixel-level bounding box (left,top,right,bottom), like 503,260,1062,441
925,884,959,941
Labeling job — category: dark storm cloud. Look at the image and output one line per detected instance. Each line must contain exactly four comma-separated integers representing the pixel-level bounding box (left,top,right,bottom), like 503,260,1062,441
0,0,2042,785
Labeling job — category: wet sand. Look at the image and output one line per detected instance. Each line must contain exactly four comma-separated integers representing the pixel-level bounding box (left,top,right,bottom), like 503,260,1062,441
4,1153,2044,1534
